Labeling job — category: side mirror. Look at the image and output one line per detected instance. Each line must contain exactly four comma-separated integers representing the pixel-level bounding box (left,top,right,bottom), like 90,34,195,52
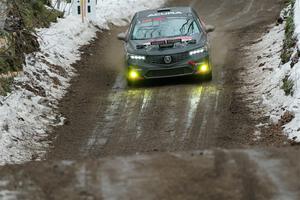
205,25,215,33
117,32,127,41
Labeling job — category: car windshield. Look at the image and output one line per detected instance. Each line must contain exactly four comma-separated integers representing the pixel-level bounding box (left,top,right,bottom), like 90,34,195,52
131,16,202,40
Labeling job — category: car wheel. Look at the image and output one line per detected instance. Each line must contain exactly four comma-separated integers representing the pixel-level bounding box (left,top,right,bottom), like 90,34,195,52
127,79,133,87
202,71,212,81
127,79,138,87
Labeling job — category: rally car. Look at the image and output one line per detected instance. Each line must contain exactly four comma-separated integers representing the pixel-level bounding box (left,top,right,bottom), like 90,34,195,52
117,7,215,85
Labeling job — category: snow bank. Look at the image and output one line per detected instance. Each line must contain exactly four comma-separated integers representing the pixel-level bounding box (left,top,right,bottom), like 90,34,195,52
245,2,300,142
285,0,300,140
0,0,165,165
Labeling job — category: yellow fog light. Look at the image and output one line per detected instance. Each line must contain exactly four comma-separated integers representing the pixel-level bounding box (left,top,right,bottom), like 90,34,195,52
128,70,139,80
198,64,209,73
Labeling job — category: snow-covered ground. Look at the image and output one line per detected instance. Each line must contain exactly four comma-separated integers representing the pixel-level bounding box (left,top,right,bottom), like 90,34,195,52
245,1,300,142
0,0,165,165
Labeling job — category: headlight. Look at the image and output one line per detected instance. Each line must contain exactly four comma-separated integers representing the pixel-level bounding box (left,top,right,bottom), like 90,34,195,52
128,54,146,60
189,46,208,56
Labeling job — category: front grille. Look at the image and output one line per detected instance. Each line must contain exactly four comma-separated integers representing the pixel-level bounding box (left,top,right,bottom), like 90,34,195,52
146,52,189,65
145,67,193,78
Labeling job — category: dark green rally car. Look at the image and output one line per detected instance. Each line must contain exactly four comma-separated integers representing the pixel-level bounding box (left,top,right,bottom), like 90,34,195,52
117,7,215,86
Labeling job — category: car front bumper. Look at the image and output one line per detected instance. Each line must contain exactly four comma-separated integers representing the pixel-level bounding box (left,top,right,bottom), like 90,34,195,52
126,55,211,80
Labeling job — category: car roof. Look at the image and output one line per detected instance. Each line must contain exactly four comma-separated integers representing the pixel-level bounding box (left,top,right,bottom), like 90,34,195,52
136,7,194,19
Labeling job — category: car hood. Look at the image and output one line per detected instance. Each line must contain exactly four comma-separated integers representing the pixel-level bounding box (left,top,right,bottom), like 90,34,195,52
126,33,207,56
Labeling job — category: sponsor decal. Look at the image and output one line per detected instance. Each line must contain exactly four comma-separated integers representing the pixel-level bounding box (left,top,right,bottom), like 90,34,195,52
142,17,166,23
147,11,183,17
144,36,193,45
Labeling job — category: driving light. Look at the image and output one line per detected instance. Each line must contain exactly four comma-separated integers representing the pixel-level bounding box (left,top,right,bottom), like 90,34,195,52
199,64,209,73
189,46,208,56
129,54,146,60
128,70,139,80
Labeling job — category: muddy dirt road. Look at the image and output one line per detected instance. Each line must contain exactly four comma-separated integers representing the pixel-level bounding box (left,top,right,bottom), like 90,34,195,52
2,0,300,199
47,0,284,160
1,149,300,199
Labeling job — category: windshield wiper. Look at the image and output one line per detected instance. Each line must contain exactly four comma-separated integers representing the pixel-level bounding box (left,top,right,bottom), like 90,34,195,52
186,20,195,35
179,18,192,35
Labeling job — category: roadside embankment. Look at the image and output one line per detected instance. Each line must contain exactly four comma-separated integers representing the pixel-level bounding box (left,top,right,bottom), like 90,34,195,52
244,0,300,144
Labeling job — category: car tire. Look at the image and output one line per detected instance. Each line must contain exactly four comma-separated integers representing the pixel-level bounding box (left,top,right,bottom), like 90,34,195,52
127,79,138,87
203,71,212,81
127,79,133,87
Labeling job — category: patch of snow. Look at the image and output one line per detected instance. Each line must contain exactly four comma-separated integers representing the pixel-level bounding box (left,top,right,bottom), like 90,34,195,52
244,2,300,142
253,130,262,141
0,180,9,187
0,0,165,165
51,0,72,15
0,190,18,200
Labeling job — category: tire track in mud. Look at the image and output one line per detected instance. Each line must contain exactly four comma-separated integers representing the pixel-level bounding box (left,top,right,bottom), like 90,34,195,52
81,80,222,157
5,149,300,200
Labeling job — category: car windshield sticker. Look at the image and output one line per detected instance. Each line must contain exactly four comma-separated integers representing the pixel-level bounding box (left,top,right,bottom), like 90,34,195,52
143,36,193,45
147,11,183,17
142,17,166,23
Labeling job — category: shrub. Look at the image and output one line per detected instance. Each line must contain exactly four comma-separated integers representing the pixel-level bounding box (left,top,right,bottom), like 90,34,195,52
0,77,13,96
0,0,63,96
281,76,294,96
281,0,297,64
